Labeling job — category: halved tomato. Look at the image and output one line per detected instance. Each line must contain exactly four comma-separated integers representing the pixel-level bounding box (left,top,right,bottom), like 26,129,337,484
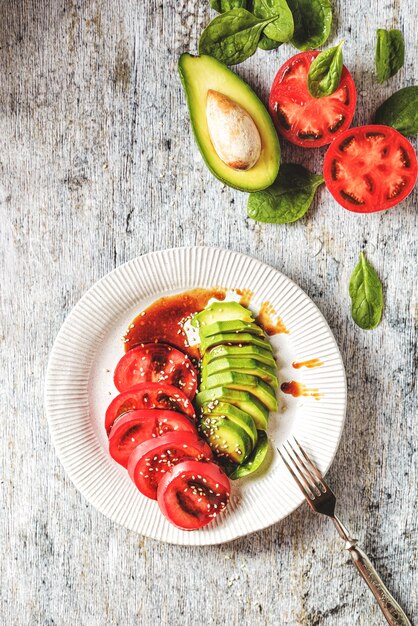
269,51,356,148
105,382,196,434
127,432,212,500
157,459,230,530
108,410,197,468
323,125,418,213
114,343,197,398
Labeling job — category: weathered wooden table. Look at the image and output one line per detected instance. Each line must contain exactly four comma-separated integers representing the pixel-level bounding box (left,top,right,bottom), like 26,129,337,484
1,1,417,624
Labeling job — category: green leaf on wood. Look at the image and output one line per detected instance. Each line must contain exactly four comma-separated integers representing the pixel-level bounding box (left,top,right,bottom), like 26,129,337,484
258,35,282,50
349,252,383,330
210,0,248,12
375,28,404,84
286,0,332,50
374,86,418,136
199,8,277,65
247,163,324,224
252,0,294,43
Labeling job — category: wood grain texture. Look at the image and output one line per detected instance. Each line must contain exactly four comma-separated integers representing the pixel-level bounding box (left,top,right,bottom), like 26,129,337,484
0,1,417,624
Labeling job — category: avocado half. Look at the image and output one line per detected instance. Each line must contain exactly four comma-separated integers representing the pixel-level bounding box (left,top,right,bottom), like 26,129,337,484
178,53,280,192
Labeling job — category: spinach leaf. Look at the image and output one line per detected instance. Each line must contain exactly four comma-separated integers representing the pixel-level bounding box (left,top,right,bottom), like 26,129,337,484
199,8,277,65
258,35,282,50
286,0,332,50
210,0,248,12
228,431,269,479
308,41,344,98
374,86,418,137
349,252,383,330
247,163,324,224
252,0,294,43
375,28,404,84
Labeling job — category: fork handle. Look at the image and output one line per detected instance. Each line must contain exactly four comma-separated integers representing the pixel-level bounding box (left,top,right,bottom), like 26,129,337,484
346,541,411,625
331,516,410,625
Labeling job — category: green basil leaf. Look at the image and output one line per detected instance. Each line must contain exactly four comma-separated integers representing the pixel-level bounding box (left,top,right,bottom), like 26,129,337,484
210,0,248,12
349,252,383,330
252,0,294,43
375,28,404,84
374,86,418,137
258,35,282,50
307,41,344,98
199,8,277,65
228,431,269,479
247,163,324,224
286,0,332,50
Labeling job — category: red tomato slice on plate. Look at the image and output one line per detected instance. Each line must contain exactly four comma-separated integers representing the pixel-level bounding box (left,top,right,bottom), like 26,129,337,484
108,409,197,468
127,432,212,500
323,125,418,213
157,459,230,530
114,343,198,398
105,382,196,434
269,51,356,148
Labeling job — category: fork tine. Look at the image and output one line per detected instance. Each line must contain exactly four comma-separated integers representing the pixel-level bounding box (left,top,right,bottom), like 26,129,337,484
287,440,323,496
279,445,315,500
293,437,328,493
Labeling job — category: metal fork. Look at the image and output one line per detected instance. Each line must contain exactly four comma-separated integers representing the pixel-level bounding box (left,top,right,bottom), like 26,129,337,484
278,438,411,626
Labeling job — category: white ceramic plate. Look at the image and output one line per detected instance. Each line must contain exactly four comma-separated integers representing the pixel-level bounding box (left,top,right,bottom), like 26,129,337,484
45,247,346,545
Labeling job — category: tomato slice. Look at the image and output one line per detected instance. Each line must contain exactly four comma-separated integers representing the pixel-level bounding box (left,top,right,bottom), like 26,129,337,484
105,382,196,434
114,343,197,398
157,459,230,530
269,51,356,148
127,432,212,500
108,409,197,468
323,125,418,213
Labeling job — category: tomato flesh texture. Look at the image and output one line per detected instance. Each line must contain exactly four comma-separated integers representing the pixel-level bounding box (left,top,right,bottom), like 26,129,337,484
108,410,197,468
105,382,196,434
324,125,418,213
114,343,197,399
127,432,212,500
269,51,356,148
157,459,230,530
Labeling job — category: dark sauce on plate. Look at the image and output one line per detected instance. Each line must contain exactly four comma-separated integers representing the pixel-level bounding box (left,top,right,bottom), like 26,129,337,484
281,381,320,400
292,358,323,369
124,288,226,359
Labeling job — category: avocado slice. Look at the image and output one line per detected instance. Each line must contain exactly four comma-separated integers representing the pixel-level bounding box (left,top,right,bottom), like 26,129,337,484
205,358,279,389
204,371,278,412
204,344,276,368
178,53,280,192
200,415,253,464
192,301,254,328
200,332,273,355
196,387,268,429
228,431,269,480
201,401,257,446
200,320,264,339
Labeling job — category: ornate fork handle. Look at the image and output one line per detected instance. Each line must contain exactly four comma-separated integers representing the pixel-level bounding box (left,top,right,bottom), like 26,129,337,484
347,543,411,626
332,516,411,626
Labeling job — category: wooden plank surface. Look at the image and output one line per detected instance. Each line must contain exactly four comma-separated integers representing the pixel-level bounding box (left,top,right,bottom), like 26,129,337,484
1,0,417,624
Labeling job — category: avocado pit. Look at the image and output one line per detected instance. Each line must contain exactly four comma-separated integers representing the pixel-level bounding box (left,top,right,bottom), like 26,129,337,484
206,90,262,171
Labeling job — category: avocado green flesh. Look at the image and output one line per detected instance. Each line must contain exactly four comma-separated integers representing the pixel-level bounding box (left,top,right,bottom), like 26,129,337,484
196,387,268,430
204,344,276,368
229,431,269,479
200,416,252,463
200,320,264,338
205,358,279,389
204,371,278,412
192,301,254,328
178,53,280,192
201,401,257,446
200,332,273,354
